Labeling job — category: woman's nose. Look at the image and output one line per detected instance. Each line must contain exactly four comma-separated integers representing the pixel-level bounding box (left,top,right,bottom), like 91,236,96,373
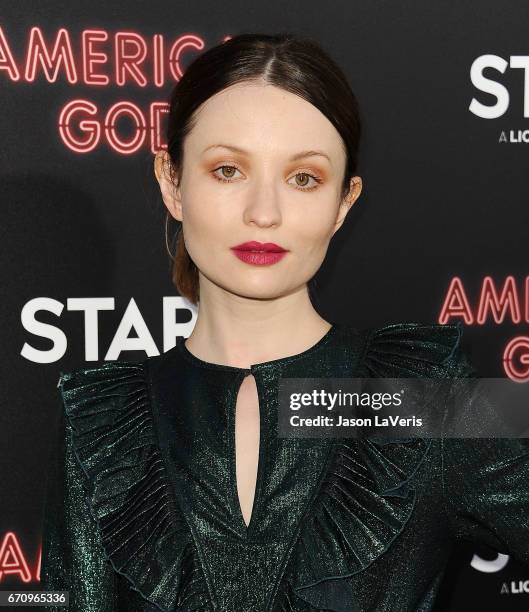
242,181,282,227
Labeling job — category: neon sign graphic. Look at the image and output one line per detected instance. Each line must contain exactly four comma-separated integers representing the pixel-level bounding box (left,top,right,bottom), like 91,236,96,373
0,532,35,583
440,275,529,381
0,25,230,154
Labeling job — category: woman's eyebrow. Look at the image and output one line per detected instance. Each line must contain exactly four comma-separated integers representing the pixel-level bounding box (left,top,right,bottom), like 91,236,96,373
202,143,331,163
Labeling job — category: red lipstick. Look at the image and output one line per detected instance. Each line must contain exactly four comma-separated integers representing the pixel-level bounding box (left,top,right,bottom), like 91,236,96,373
230,241,288,266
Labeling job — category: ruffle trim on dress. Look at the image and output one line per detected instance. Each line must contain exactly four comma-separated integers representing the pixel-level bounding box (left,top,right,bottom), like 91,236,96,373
276,322,466,612
58,361,211,612
360,320,465,378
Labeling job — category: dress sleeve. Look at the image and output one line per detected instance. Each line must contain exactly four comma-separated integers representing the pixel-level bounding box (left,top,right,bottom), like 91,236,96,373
39,395,117,611
442,348,529,567
443,436,529,566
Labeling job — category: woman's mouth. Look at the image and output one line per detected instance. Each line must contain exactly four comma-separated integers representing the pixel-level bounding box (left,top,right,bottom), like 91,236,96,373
230,241,288,266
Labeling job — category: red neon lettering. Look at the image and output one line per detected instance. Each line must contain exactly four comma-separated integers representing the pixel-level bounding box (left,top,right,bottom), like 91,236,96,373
503,336,529,382
58,99,168,154
150,102,169,153
105,102,146,154
115,32,148,87
25,27,77,83
438,277,474,324
153,34,164,87
440,275,529,325
82,30,109,85
0,26,20,80
168,34,204,80
0,27,210,86
0,532,32,582
58,99,100,153
477,275,522,324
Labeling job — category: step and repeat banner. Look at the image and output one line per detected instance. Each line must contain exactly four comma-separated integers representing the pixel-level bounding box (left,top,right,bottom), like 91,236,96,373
1,1,529,609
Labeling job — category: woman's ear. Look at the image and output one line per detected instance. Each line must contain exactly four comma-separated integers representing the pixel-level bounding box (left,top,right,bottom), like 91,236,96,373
154,150,183,222
332,175,363,235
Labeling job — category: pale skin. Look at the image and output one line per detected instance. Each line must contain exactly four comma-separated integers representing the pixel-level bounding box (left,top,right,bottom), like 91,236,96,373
154,80,362,527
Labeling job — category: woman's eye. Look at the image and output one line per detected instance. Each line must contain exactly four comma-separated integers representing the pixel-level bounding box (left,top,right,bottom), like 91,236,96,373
212,165,243,182
288,172,323,191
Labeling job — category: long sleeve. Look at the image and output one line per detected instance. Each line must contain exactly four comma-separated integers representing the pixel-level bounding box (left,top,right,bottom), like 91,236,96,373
39,399,117,611
440,335,529,566
442,435,529,566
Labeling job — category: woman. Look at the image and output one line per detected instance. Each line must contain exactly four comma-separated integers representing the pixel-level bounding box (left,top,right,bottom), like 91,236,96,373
39,33,529,611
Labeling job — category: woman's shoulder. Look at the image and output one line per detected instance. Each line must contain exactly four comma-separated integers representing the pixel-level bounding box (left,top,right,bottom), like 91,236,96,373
57,345,180,401
58,357,146,390
348,319,476,378
57,359,150,434
56,358,154,479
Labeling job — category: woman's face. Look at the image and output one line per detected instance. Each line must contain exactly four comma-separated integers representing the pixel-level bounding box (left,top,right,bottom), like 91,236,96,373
155,81,362,301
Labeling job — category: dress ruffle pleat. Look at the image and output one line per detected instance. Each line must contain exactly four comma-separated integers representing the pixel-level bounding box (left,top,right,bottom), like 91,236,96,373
277,322,467,612
58,361,211,612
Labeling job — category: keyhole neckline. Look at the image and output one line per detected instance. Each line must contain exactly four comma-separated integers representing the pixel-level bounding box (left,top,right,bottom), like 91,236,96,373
232,371,262,537
177,323,338,373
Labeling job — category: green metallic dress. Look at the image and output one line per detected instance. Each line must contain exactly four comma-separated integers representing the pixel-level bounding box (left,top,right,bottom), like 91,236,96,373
38,321,529,611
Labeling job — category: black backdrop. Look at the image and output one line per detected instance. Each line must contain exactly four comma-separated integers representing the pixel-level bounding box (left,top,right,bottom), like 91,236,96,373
1,1,529,609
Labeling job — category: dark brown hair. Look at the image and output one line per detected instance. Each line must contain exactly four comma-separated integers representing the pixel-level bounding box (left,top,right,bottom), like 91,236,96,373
163,32,362,306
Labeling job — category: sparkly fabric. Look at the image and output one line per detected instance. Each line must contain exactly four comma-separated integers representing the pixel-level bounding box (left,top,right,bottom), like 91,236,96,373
38,321,529,612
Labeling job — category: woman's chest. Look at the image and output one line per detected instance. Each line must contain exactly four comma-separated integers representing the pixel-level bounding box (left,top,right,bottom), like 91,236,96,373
153,366,334,542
